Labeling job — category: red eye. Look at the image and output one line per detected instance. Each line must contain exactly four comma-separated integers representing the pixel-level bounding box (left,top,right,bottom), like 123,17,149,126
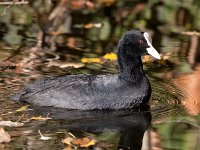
139,40,144,44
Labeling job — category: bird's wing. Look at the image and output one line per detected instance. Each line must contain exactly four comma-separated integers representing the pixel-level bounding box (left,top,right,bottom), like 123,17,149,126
13,74,119,102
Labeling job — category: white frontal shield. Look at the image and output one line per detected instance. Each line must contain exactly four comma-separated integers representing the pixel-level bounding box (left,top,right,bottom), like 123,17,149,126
143,32,161,59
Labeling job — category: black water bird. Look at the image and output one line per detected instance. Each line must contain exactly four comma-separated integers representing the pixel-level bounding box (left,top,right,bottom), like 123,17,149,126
13,30,161,110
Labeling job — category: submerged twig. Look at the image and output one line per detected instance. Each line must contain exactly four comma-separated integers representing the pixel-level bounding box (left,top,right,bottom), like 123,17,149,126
38,129,52,140
16,114,25,122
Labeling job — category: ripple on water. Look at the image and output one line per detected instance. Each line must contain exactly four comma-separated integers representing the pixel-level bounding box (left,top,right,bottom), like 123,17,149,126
174,66,200,115
149,75,187,120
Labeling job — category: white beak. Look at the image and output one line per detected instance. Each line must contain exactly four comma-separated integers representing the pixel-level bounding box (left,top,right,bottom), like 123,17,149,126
143,32,161,59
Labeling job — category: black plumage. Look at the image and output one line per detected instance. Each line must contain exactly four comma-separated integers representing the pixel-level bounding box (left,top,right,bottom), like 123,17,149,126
13,30,160,110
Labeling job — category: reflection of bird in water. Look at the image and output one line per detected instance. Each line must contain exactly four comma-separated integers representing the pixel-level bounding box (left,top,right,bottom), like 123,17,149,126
30,104,151,150
13,30,160,109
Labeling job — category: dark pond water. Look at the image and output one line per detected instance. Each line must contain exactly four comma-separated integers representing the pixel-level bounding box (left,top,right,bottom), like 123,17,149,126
0,1,200,150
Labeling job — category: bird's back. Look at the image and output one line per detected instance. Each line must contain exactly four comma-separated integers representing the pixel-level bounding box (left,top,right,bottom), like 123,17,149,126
13,74,151,110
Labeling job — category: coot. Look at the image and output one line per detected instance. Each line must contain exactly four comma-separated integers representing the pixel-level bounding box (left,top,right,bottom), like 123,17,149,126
13,30,160,110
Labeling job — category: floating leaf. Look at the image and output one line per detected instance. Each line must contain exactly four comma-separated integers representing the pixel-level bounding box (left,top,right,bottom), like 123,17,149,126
15,105,29,112
30,116,52,121
72,137,96,148
81,58,101,63
81,53,117,64
63,136,96,148
103,53,117,61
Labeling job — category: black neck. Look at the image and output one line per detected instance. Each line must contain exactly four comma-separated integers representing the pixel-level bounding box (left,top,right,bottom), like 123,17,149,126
117,54,144,82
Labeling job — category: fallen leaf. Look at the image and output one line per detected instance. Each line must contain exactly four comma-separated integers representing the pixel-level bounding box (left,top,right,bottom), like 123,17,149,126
0,121,24,127
72,137,95,147
0,127,11,143
62,135,96,148
103,53,117,61
81,58,101,63
16,105,29,112
30,116,52,121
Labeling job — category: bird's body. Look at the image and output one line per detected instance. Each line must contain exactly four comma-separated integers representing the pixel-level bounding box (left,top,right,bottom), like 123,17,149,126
13,30,160,110
14,74,151,109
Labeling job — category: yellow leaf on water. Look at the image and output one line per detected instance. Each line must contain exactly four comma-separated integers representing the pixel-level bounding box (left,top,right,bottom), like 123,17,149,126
81,58,101,63
15,105,29,112
30,116,52,121
103,53,117,61
62,137,96,148
72,137,96,147
81,53,116,64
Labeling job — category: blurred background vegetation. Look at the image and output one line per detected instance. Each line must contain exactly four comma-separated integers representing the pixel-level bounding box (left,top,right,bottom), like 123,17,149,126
1,0,200,75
